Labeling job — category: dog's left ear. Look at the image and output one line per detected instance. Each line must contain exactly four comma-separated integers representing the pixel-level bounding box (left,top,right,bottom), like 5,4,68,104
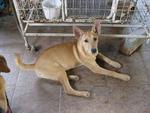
91,20,101,35
73,26,84,38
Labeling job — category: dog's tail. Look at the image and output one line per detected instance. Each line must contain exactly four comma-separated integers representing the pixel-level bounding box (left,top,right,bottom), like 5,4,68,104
15,53,35,70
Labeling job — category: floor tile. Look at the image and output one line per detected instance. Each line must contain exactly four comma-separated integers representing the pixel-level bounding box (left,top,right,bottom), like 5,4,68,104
6,86,15,105
60,86,110,113
69,66,107,88
11,81,60,113
107,85,150,113
106,52,149,86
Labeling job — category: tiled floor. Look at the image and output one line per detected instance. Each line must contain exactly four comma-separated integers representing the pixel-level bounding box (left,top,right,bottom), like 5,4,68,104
0,16,150,113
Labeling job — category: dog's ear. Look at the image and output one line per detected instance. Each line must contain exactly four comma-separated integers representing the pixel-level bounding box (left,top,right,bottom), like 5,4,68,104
91,20,101,35
73,26,84,38
0,55,10,73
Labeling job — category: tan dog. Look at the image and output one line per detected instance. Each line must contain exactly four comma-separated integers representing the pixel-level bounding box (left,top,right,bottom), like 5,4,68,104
0,76,7,113
15,21,130,97
0,55,10,113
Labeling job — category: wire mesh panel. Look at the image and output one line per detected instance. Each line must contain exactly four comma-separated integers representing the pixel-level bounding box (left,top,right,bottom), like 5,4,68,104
65,0,137,23
14,0,150,25
126,0,150,34
23,0,48,21
16,0,63,22
66,0,110,18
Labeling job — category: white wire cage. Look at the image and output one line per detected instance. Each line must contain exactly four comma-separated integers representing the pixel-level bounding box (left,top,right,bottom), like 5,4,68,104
12,0,150,50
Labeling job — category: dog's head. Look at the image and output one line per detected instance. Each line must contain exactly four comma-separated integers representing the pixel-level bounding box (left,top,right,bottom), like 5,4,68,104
73,21,101,57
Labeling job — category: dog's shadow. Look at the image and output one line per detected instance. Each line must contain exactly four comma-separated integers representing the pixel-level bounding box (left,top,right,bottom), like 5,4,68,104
95,56,105,67
66,57,106,89
95,55,120,72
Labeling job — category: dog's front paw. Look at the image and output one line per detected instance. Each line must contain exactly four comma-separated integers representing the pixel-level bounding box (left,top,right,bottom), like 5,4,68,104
112,62,122,69
82,91,90,97
121,74,131,81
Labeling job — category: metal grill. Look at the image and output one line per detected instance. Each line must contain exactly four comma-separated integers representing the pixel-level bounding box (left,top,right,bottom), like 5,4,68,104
12,0,150,50
66,0,110,18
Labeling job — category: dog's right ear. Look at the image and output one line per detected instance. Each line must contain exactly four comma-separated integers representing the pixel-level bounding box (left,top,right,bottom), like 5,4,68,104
73,26,84,38
0,55,10,73
92,20,101,35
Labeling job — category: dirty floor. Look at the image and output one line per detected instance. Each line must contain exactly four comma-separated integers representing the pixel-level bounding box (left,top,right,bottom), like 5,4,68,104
0,16,150,113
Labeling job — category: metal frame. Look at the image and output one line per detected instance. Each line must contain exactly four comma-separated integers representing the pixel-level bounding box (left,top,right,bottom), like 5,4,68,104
12,0,150,50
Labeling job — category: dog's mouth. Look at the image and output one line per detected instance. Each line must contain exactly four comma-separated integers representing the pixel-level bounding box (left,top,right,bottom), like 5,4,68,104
92,51,98,56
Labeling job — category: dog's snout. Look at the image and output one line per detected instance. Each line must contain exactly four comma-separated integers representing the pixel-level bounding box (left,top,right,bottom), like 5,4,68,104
91,48,97,54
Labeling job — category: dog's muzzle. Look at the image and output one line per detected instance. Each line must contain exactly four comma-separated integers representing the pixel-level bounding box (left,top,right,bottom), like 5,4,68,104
91,48,97,54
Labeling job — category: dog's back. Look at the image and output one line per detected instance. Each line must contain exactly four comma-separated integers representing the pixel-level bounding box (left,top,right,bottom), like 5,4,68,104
16,41,80,71
35,41,79,70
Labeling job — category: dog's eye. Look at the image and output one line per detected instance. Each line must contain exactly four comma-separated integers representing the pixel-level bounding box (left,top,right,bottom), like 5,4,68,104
84,39,88,43
94,38,97,41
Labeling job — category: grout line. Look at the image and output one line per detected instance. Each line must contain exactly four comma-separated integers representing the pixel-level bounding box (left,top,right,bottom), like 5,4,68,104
58,87,62,113
10,69,21,106
10,50,26,106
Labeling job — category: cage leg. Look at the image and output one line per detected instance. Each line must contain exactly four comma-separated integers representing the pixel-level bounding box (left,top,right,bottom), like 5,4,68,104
23,36,31,50
24,36,41,52
23,36,34,51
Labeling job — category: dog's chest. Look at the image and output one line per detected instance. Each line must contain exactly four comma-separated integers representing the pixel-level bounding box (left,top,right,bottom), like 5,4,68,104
56,53,80,70
55,47,80,69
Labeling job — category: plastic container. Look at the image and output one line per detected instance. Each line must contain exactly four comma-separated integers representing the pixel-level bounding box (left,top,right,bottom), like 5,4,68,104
42,0,61,20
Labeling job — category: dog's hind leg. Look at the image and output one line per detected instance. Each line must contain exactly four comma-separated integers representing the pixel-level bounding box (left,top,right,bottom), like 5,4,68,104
59,72,90,97
68,75,80,81
97,52,122,69
36,67,89,97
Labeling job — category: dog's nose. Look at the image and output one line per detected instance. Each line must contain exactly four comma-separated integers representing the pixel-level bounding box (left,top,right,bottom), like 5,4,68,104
91,48,97,54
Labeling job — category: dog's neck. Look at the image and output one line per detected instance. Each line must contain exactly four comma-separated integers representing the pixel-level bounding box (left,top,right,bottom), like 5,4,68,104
73,41,96,64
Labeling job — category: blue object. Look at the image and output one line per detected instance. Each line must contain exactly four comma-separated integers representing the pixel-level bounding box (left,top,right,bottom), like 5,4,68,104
0,0,6,10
